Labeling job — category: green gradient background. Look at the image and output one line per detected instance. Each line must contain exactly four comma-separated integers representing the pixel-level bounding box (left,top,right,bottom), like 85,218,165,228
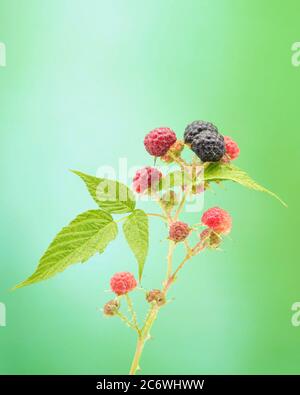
0,0,299,374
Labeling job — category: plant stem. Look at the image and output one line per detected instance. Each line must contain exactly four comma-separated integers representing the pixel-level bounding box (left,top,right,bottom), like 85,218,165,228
128,171,206,375
146,213,168,222
129,305,159,375
116,311,137,331
168,152,189,169
166,240,175,279
126,294,140,334
129,337,145,375
174,189,188,221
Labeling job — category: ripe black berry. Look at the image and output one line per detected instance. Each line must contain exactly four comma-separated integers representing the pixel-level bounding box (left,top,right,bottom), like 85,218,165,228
191,130,225,162
184,120,218,144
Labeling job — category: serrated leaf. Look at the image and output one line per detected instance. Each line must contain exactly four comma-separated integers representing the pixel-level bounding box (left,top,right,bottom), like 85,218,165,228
15,210,118,289
123,209,149,280
72,170,136,214
204,163,287,206
158,170,193,191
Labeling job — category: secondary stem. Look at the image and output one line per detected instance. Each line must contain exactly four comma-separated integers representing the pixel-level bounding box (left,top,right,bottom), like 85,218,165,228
146,213,168,222
166,241,175,279
174,190,188,221
126,294,140,334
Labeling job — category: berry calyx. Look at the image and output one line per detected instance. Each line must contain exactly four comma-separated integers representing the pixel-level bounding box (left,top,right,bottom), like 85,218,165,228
200,228,221,249
133,167,162,193
160,191,178,211
103,299,120,316
224,136,240,161
110,272,137,296
169,221,190,242
146,289,166,306
184,120,218,145
191,130,225,162
144,127,177,157
161,140,184,163
201,207,232,235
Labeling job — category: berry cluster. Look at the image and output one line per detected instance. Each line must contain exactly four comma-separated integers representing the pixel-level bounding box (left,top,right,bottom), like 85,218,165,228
102,118,241,374
143,121,239,164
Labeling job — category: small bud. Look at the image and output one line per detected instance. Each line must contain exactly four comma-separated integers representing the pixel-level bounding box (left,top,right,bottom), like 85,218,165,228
103,299,120,316
146,289,166,306
200,228,221,249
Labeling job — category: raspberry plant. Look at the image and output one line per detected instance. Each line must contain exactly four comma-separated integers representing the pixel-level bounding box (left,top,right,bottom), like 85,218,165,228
15,121,286,374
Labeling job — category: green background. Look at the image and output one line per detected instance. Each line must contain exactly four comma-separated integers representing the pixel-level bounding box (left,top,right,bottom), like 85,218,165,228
0,0,299,374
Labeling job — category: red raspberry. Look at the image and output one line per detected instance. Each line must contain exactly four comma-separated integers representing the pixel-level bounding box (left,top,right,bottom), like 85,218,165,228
133,167,162,193
200,228,221,249
224,136,240,161
169,221,190,242
144,127,177,157
201,207,232,235
110,272,137,295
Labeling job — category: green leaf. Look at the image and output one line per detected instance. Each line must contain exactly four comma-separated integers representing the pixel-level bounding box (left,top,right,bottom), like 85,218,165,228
158,170,193,191
123,209,149,280
15,210,118,289
204,163,287,207
72,170,136,214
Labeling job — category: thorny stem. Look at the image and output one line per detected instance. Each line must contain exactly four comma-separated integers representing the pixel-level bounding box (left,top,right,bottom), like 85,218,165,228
129,304,159,375
146,213,168,222
125,294,140,335
129,239,206,374
168,151,189,169
156,196,172,223
166,240,175,279
116,311,137,331
174,189,188,221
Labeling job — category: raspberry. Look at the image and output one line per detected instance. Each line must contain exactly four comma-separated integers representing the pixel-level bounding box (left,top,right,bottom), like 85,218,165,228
103,299,120,316
161,140,184,163
201,207,232,235
184,120,218,145
110,272,137,295
144,127,177,157
169,221,190,242
146,289,166,306
191,130,225,162
224,136,240,161
200,229,221,249
133,167,162,193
